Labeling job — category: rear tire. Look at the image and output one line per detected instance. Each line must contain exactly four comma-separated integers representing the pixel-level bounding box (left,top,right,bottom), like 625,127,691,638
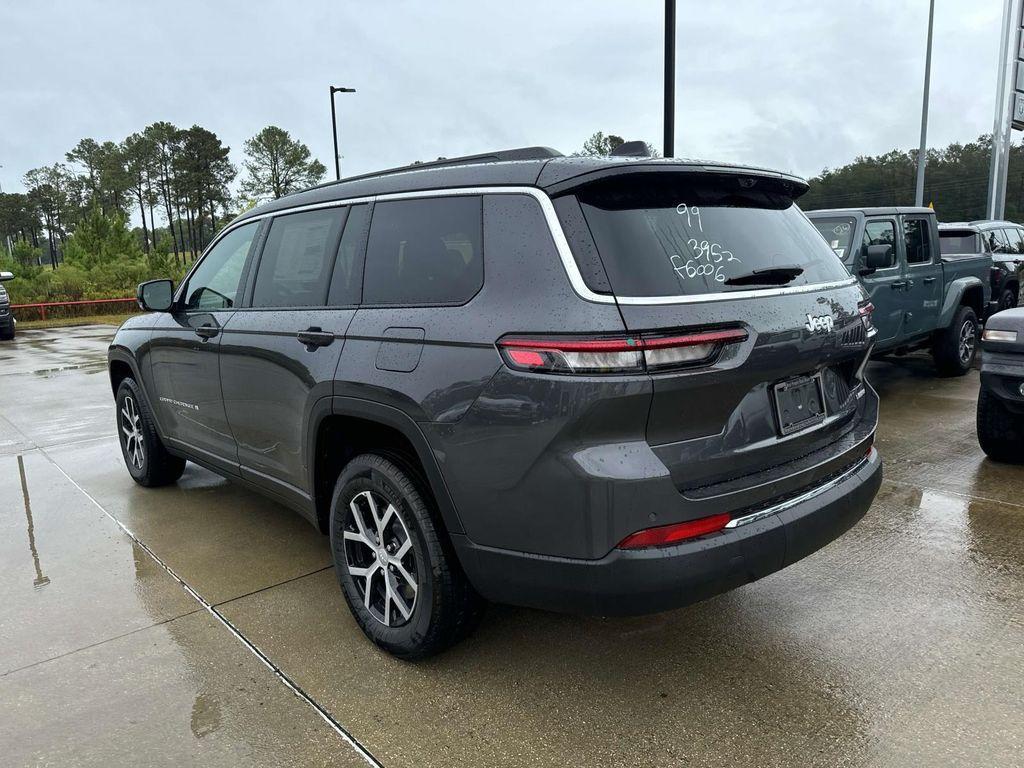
977,387,1024,463
933,305,978,376
329,453,484,660
115,378,186,486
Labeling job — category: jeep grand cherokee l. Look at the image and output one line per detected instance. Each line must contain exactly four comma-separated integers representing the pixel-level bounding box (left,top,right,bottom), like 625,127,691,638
108,147,883,658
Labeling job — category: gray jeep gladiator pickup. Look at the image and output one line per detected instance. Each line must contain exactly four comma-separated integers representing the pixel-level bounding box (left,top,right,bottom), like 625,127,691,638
808,207,990,375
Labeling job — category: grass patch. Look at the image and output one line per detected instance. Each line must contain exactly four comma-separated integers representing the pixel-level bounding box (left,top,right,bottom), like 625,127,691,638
18,312,139,330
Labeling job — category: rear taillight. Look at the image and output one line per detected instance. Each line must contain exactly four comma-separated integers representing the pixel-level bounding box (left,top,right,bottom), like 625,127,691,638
858,300,875,332
497,328,748,375
617,513,732,549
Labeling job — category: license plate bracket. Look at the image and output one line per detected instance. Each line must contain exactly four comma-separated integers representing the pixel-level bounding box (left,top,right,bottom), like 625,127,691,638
773,374,826,436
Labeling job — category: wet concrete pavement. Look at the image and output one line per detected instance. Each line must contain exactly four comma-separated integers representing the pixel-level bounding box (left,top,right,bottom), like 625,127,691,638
1,326,1022,767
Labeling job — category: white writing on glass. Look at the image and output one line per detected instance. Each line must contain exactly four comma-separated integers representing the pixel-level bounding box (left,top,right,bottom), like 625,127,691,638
671,240,741,284
676,203,703,232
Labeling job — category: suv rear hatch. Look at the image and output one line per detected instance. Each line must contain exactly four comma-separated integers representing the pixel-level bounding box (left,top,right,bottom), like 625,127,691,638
552,168,875,511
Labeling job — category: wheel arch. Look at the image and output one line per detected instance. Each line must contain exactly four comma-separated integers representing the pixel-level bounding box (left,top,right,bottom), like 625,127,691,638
938,277,984,328
308,397,466,537
107,348,167,439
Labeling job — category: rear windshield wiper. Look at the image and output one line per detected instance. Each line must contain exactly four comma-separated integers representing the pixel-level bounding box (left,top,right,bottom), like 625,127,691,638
724,265,804,287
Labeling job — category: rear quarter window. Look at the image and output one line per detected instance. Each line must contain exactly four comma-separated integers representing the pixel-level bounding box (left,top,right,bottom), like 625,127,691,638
563,175,850,298
363,196,483,305
939,231,981,256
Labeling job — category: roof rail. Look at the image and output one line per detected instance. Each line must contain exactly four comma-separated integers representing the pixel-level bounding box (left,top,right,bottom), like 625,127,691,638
308,146,564,191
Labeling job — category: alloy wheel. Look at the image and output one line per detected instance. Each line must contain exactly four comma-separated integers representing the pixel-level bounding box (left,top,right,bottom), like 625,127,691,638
120,395,145,470
343,490,419,627
958,320,977,365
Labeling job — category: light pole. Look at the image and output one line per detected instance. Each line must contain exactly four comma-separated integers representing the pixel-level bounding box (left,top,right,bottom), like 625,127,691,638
914,0,935,207
330,86,356,180
664,0,676,158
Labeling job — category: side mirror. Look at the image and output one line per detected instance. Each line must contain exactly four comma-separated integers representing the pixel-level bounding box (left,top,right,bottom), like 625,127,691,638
859,245,892,275
137,279,174,312
0,271,13,282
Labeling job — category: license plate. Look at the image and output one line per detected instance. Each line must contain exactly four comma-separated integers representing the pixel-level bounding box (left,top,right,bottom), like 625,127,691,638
773,374,826,435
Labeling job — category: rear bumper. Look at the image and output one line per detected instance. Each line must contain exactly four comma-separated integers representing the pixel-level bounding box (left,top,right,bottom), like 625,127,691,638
453,447,882,616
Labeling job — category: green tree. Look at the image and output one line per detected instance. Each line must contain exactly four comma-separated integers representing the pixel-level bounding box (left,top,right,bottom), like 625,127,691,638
241,126,326,201
172,125,236,257
144,121,187,261
62,207,141,270
122,132,158,253
574,132,660,158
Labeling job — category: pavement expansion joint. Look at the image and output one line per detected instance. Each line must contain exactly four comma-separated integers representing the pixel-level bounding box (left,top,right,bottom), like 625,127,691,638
37,445,385,768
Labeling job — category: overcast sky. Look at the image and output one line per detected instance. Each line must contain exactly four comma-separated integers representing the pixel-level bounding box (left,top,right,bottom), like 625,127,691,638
0,0,1007,197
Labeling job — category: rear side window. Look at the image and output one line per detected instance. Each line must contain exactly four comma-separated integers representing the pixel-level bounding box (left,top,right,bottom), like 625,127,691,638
986,228,1010,254
1002,227,1024,255
252,209,346,308
811,216,856,260
363,196,483,305
564,175,850,298
328,204,370,306
939,231,981,256
863,220,898,268
903,218,933,264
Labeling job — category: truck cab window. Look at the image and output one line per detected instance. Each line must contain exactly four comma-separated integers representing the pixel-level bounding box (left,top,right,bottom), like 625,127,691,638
903,218,931,264
862,220,897,268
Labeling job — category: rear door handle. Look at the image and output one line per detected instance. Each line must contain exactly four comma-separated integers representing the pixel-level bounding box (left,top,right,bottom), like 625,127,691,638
891,281,906,290
923,277,936,284
195,324,220,340
297,327,335,348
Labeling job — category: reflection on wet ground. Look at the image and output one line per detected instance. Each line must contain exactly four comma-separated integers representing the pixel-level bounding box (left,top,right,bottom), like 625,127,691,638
0,328,1022,767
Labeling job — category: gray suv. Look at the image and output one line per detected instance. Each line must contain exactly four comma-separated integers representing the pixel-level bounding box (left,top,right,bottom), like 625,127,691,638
108,147,883,658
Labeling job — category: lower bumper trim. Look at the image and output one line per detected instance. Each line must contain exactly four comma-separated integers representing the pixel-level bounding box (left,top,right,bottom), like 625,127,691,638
725,448,874,529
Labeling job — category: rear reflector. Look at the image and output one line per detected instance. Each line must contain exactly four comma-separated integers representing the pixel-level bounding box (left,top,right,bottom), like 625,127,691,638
498,328,747,375
617,513,732,549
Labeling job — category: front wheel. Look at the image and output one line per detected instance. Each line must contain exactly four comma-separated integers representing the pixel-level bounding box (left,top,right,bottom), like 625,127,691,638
329,453,483,660
933,305,978,376
977,387,1024,462
115,378,186,486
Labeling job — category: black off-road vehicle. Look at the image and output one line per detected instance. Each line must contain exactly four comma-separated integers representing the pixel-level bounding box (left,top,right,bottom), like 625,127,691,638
978,308,1024,462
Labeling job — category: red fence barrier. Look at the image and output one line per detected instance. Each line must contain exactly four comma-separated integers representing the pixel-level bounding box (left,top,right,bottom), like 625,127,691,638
11,297,138,321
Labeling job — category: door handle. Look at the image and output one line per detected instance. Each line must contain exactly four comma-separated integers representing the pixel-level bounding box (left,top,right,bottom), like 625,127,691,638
891,281,906,290
297,327,335,348
923,277,936,284
195,324,220,340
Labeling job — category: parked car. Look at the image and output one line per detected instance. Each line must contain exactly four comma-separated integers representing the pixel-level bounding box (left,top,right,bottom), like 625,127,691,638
977,307,1024,461
968,219,1023,315
807,207,990,375
109,147,882,658
0,271,15,341
936,223,1014,318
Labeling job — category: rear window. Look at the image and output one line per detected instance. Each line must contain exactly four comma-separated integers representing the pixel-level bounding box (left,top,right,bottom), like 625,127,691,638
363,196,483,305
939,231,981,256
567,175,850,298
810,217,856,260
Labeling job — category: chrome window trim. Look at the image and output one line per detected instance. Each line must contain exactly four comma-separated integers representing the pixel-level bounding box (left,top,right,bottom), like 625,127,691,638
196,186,857,308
